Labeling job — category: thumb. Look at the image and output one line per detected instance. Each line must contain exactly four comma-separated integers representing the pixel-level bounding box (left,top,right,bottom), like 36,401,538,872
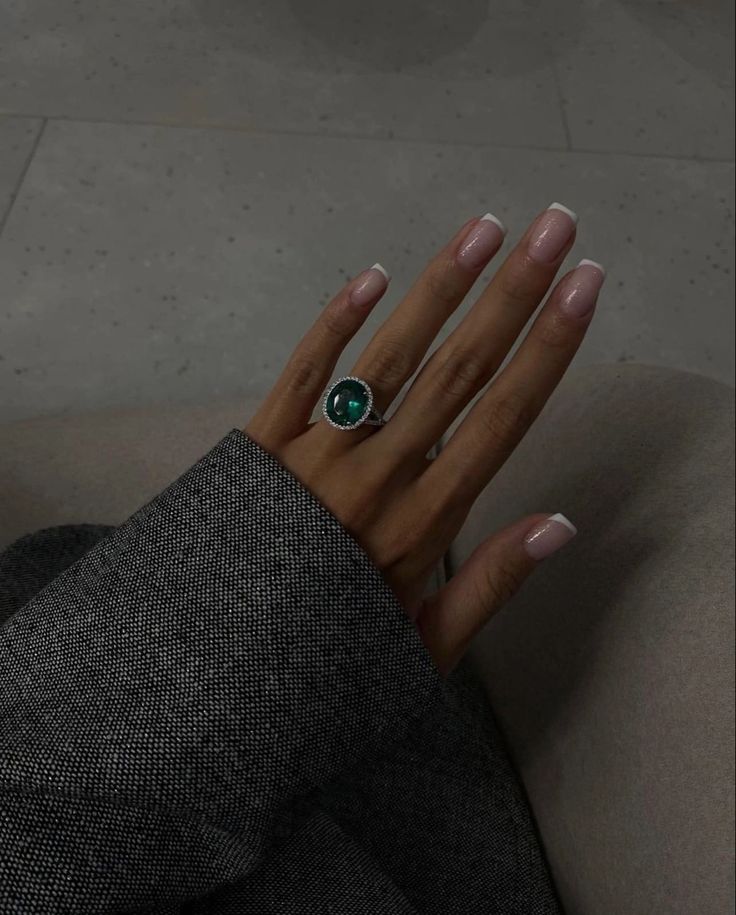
416,513,577,677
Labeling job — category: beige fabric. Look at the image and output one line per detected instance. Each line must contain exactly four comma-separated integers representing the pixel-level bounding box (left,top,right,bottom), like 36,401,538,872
0,397,253,550
453,363,735,915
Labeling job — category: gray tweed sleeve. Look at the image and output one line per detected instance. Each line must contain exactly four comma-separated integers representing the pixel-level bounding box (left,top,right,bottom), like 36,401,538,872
0,429,444,913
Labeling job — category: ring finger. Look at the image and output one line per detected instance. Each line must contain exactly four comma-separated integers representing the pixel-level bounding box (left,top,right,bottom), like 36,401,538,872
419,257,606,507
361,202,579,457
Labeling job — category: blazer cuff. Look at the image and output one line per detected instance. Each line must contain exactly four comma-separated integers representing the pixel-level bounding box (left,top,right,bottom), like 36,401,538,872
0,429,444,841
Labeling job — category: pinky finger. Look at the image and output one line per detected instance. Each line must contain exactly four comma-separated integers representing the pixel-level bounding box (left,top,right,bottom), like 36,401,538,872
415,512,577,677
245,263,390,444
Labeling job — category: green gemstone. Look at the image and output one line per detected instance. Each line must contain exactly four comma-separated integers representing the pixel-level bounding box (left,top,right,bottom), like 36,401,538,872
326,379,369,427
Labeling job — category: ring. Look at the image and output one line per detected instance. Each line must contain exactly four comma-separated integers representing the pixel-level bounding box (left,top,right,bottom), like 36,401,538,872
321,376,386,431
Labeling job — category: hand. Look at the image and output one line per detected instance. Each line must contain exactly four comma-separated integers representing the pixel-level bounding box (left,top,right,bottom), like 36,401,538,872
244,204,605,676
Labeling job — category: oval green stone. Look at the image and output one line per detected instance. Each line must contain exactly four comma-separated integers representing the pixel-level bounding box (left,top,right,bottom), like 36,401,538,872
326,379,369,426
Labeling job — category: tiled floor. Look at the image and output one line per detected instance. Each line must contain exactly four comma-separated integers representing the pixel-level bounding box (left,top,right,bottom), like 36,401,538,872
1,0,734,426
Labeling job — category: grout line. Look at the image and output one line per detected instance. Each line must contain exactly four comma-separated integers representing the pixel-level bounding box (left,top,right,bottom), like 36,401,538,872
6,111,574,154
1,111,734,164
0,118,47,240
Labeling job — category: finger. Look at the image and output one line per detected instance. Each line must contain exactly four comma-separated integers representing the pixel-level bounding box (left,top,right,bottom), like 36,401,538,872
347,213,507,416
415,513,577,677
371,203,578,460
245,264,390,445
420,259,606,506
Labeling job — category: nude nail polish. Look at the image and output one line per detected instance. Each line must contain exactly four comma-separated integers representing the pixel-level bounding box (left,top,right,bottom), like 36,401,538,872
528,202,578,264
559,259,606,318
350,263,390,306
456,213,507,270
523,513,577,560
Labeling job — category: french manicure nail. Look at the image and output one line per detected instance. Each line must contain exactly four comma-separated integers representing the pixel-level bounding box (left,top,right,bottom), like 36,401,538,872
350,263,390,306
523,513,577,560
528,202,578,264
559,259,606,318
456,213,507,270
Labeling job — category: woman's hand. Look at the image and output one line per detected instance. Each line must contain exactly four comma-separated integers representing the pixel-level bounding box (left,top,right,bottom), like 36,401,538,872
244,204,605,676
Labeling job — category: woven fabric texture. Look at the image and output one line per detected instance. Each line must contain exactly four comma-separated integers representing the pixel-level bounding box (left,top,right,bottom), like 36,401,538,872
0,429,560,913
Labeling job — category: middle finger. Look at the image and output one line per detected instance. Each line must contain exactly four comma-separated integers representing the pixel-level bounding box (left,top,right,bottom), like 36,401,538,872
367,202,579,459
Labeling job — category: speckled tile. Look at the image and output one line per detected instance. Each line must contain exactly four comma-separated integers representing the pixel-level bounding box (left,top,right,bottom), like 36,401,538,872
555,0,735,158
0,119,732,426
0,117,44,226
0,0,565,148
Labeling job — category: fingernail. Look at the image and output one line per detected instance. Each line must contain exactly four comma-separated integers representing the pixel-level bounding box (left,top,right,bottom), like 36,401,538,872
559,259,606,318
350,263,390,306
528,202,578,264
456,213,507,270
523,513,577,560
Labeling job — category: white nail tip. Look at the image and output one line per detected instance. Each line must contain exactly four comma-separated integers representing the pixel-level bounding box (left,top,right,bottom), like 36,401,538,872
370,262,390,281
548,513,578,536
480,212,508,236
548,202,579,224
577,258,606,277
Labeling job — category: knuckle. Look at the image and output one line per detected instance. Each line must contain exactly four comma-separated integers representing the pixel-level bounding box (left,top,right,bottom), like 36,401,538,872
367,336,413,385
284,352,323,395
482,563,527,608
537,312,575,350
381,524,420,565
425,265,459,310
497,266,538,310
499,284,529,311
477,393,533,449
320,300,352,338
435,348,487,399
